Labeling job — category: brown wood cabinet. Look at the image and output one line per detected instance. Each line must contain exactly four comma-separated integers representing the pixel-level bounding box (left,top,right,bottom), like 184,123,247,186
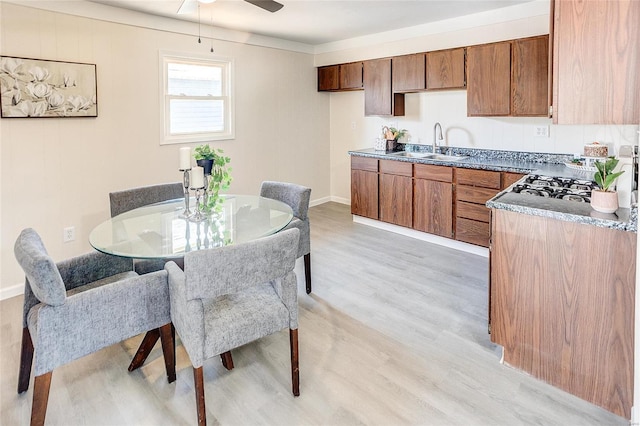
551,0,639,124
379,160,412,227
318,62,363,92
413,164,453,238
364,58,405,116
454,168,502,247
511,36,549,116
392,53,426,92
467,42,511,116
490,208,636,418
351,157,378,219
467,37,549,117
426,48,466,90
317,65,339,91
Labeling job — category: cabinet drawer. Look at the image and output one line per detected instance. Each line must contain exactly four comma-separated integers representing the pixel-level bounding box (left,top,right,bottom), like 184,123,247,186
456,185,499,204
456,168,501,189
502,172,526,189
379,160,412,176
351,156,378,172
456,201,490,223
414,164,453,182
455,217,490,247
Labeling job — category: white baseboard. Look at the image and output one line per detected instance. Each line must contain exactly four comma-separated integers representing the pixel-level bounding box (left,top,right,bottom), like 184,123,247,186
329,196,350,205
1,283,24,301
310,196,332,207
352,216,489,258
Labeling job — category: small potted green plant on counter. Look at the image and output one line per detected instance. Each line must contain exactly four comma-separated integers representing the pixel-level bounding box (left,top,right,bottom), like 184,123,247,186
591,157,624,213
193,144,232,213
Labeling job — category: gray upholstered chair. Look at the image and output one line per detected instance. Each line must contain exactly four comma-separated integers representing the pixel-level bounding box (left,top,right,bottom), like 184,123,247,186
109,182,184,274
15,228,175,426
260,181,312,293
165,228,300,426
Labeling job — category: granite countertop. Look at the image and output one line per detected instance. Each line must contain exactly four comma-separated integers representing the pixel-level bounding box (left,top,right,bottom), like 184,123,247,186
349,146,637,232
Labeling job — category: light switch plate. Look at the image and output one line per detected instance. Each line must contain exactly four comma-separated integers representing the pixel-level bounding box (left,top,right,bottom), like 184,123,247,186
534,125,550,138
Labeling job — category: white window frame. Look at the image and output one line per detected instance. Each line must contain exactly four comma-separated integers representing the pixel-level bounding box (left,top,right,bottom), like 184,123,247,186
159,51,234,145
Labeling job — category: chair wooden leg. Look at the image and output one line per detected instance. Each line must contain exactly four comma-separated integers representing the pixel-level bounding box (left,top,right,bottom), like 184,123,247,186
193,366,207,426
18,327,34,394
304,253,311,294
159,323,176,383
220,351,234,370
290,328,300,397
128,329,160,372
31,372,52,426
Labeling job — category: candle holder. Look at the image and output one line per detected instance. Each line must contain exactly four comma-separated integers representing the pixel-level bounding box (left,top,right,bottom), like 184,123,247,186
190,187,206,222
179,168,192,218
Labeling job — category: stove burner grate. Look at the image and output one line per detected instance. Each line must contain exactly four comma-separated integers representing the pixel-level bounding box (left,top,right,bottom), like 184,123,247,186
510,175,598,203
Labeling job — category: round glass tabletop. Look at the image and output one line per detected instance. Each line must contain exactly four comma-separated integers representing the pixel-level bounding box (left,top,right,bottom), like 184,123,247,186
89,195,293,259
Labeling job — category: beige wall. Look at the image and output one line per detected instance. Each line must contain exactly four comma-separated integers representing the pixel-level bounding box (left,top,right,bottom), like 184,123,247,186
0,3,330,296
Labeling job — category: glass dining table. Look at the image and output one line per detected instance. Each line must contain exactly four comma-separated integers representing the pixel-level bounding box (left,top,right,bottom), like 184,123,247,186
89,194,293,372
90,194,293,260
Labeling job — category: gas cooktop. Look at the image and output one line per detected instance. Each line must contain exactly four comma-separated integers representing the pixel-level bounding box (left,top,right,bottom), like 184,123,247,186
510,175,598,203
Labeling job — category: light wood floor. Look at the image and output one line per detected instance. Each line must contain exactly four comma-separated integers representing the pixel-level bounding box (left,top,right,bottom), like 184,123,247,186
0,202,628,425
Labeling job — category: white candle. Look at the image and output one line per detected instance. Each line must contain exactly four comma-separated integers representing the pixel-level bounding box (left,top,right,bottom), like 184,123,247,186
191,166,204,188
179,147,191,170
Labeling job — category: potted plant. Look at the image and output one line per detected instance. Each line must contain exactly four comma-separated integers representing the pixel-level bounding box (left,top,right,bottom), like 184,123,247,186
381,126,408,152
194,144,216,175
591,157,624,213
193,145,232,213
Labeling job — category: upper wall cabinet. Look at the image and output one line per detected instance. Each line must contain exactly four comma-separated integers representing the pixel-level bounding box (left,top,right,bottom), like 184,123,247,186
318,62,363,92
426,48,466,90
392,53,426,92
364,58,405,116
467,36,548,117
551,0,639,124
467,41,511,116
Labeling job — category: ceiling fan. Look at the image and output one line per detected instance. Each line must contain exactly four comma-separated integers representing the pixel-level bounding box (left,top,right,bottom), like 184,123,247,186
177,0,284,14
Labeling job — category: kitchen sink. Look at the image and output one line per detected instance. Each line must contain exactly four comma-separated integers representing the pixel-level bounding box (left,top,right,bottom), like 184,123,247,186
388,151,467,162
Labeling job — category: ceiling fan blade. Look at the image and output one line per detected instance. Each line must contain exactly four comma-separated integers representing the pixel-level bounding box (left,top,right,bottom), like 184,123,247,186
244,0,284,13
177,0,198,14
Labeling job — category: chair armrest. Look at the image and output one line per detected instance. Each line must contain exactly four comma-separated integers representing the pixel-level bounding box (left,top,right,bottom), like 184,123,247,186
57,251,133,291
270,271,298,329
165,261,206,368
28,270,169,376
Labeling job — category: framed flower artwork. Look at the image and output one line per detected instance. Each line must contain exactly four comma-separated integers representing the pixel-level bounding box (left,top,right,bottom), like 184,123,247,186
0,56,97,118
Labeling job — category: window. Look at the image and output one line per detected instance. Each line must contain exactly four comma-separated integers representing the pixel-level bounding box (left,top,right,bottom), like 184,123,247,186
160,52,234,144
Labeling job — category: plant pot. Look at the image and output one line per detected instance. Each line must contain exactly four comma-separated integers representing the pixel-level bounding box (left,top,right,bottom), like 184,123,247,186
590,189,619,214
385,139,398,152
196,159,214,175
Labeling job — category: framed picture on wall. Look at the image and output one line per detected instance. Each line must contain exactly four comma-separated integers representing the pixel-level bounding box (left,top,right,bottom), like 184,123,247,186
0,56,97,118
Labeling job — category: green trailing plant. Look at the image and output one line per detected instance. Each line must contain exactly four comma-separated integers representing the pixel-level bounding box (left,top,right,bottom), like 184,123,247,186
594,157,624,192
193,145,232,213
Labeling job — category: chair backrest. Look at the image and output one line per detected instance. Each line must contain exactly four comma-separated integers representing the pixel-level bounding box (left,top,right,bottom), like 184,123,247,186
183,228,299,300
109,182,184,217
14,228,66,306
260,181,311,220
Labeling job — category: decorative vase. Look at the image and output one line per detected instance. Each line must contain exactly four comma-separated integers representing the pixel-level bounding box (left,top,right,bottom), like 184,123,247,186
590,190,619,214
385,139,398,152
196,159,214,175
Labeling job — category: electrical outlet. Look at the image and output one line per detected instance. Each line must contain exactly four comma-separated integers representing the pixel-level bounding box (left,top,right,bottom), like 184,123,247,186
63,226,75,243
534,125,550,138
350,121,356,130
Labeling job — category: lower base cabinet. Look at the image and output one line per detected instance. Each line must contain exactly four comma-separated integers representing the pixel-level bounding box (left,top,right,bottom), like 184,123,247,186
413,164,453,237
490,208,636,419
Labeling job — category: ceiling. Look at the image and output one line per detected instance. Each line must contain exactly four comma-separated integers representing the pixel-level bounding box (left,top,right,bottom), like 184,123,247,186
88,0,535,46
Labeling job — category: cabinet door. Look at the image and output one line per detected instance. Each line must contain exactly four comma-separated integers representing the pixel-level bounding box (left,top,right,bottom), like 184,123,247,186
511,36,549,116
392,53,426,92
340,62,363,90
379,174,412,227
426,48,466,90
351,169,378,219
364,58,405,116
318,65,339,91
552,0,639,124
414,179,452,237
467,42,511,116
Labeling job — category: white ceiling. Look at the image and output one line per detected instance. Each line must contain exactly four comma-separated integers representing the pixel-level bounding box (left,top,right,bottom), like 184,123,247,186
89,0,535,46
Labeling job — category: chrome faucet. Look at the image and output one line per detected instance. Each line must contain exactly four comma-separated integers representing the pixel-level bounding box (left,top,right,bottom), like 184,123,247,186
433,122,444,154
